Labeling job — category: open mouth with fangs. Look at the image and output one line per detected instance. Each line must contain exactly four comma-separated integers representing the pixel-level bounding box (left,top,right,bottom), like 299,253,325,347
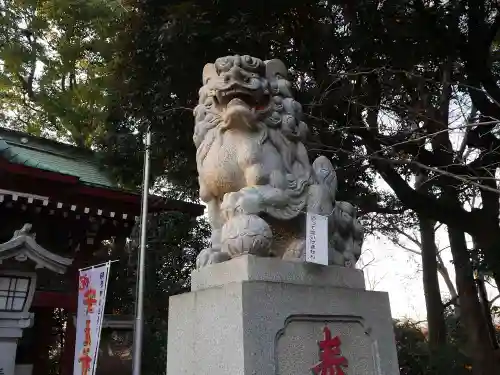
215,89,270,110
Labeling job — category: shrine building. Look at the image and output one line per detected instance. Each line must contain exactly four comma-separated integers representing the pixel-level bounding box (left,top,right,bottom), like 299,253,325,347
0,127,203,375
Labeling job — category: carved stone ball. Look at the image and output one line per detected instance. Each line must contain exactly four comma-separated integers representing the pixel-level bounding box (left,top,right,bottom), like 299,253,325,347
221,214,273,258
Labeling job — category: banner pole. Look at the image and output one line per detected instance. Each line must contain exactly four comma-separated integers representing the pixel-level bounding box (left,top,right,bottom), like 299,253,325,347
132,128,151,375
73,262,112,375
91,261,112,372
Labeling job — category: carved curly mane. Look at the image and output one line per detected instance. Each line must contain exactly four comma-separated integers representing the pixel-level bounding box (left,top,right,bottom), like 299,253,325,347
193,56,312,219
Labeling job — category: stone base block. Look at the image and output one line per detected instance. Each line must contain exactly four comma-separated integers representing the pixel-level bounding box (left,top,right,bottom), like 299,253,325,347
167,255,399,375
0,338,20,375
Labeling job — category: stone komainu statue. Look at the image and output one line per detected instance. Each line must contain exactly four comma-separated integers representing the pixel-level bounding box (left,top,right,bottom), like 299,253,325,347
193,55,363,268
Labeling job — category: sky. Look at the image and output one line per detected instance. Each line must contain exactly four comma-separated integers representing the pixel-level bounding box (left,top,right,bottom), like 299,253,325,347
361,235,440,321
354,98,500,323
361,233,500,322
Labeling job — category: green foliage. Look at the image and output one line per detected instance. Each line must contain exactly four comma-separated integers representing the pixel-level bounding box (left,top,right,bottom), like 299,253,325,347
2,0,500,372
0,0,125,146
104,0,383,204
106,0,500,285
104,211,209,375
394,319,471,375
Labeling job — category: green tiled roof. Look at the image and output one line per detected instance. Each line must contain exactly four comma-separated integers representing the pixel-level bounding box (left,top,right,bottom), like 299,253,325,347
0,128,117,189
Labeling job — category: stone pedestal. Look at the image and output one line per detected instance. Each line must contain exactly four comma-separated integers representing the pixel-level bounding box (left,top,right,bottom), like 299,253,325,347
0,312,33,375
167,255,400,375
0,338,19,375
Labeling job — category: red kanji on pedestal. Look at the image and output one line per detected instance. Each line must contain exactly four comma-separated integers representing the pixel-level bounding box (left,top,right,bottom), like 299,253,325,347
311,326,348,375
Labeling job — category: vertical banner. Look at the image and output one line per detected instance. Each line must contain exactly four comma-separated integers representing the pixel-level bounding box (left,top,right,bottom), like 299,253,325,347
306,212,329,265
73,262,111,375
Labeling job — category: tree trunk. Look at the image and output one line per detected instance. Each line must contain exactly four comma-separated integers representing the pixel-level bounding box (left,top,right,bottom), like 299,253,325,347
437,252,460,317
475,229,500,294
419,215,447,347
436,252,458,302
448,225,498,374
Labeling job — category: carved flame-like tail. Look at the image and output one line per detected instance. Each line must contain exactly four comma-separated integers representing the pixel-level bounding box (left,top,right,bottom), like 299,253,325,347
312,156,337,203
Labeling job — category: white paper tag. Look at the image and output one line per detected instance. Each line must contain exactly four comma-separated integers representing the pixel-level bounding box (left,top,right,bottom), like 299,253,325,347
306,212,328,265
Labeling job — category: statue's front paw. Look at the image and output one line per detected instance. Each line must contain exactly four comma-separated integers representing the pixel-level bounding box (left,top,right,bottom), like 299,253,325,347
221,189,264,219
221,192,243,220
235,192,263,215
196,248,232,269
221,214,272,257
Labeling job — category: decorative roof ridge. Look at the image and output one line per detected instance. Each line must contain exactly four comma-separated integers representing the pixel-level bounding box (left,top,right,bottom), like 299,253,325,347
0,224,73,274
5,140,95,163
0,141,63,173
0,129,105,170
0,127,117,189
0,128,205,216
0,127,95,156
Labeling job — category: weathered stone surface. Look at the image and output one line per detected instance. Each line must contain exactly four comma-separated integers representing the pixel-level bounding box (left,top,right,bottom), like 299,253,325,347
0,339,21,375
276,318,376,375
193,55,363,269
191,254,365,291
167,257,400,375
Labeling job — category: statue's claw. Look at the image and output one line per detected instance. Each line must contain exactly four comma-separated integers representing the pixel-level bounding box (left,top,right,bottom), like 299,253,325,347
196,248,232,269
329,249,346,266
281,239,306,261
